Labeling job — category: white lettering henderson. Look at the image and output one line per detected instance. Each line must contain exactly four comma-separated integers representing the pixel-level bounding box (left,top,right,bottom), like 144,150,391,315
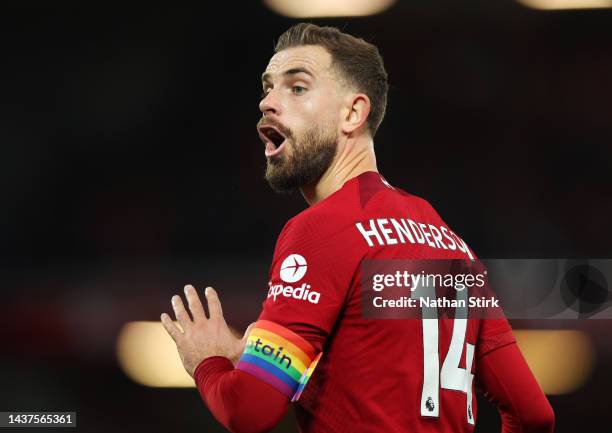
355,218,474,260
267,282,321,304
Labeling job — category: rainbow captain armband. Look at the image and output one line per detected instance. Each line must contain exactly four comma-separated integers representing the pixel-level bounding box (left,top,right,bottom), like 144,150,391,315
236,320,322,400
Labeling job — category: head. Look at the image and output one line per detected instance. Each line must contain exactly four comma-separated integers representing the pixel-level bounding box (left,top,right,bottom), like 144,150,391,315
258,23,389,193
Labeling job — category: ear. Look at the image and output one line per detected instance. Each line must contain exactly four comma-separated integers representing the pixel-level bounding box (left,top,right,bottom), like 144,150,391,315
341,93,371,135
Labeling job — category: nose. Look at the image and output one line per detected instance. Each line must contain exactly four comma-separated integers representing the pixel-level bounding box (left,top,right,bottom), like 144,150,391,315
259,88,280,117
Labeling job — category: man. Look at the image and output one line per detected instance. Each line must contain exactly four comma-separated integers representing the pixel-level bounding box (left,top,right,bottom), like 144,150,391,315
161,23,555,433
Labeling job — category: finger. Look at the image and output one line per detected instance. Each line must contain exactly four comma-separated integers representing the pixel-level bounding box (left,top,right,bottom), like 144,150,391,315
171,295,192,329
184,284,206,321
205,286,224,320
160,313,182,342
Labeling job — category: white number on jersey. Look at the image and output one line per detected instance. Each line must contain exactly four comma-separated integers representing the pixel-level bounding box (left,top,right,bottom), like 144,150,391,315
413,280,475,425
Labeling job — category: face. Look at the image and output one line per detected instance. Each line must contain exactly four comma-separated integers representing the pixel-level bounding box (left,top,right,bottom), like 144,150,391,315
257,45,344,193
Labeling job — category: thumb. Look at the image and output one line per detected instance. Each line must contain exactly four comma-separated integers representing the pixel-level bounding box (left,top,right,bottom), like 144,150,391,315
241,322,256,343
230,322,257,367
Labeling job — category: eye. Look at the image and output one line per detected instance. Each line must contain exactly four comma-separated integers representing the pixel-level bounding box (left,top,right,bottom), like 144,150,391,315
292,85,306,95
261,88,271,99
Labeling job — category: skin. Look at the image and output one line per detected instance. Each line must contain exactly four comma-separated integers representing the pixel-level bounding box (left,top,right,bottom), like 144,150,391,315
260,45,377,204
162,45,378,377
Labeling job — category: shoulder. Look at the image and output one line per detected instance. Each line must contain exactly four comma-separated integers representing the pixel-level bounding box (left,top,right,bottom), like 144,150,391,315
390,184,447,223
277,206,355,254
279,181,362,244
355,171,437,217
273,182,368,265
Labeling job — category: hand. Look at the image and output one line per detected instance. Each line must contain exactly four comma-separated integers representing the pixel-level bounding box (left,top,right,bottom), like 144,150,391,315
161,284,254,377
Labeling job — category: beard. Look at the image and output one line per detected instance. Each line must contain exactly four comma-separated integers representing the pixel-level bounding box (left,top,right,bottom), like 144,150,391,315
264,120,338,194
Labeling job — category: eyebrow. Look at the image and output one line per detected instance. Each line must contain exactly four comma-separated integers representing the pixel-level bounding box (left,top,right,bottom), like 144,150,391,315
261,67,314,85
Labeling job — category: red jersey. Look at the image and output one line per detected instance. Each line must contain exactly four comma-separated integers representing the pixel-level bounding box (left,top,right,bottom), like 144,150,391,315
257,171,515,433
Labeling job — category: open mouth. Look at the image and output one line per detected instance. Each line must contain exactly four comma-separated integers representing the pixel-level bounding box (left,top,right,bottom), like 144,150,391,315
258,125,287,157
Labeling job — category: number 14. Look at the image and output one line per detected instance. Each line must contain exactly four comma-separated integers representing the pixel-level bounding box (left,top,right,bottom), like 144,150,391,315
415,281,475,425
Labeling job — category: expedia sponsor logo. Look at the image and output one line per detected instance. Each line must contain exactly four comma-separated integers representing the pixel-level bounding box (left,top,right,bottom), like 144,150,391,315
279,254,308,283
267,281,321,304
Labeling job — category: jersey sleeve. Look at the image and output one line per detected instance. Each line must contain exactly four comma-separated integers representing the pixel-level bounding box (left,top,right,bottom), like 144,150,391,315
258,216,360,350
233,215,360,400
195,356,289,433
476,342,555,433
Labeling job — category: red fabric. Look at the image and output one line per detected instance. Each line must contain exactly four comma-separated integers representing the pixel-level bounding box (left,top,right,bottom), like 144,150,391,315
477,342,555,433
194,356,288,433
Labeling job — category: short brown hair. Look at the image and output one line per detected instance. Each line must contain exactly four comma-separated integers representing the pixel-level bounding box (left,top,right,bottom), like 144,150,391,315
275,23,389,137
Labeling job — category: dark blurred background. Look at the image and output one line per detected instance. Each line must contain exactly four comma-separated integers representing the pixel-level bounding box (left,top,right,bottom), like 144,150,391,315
1,2,611,432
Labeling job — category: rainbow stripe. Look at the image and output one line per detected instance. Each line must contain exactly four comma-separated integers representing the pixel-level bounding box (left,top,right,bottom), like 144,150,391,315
236,320,318,398
291,351,322,402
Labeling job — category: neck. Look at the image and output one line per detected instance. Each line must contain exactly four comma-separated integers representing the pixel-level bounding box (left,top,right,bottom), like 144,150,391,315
300,134,378,206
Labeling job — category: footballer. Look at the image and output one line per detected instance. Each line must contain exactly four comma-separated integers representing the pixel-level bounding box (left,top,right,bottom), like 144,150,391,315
161,23,555,433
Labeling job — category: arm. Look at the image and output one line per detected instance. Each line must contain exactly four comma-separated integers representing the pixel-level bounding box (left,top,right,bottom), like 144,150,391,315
195,357,289,433
161,286,322,433
162,218,351,432
161,286,294,433
194,319,322,433
477,341,555,433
